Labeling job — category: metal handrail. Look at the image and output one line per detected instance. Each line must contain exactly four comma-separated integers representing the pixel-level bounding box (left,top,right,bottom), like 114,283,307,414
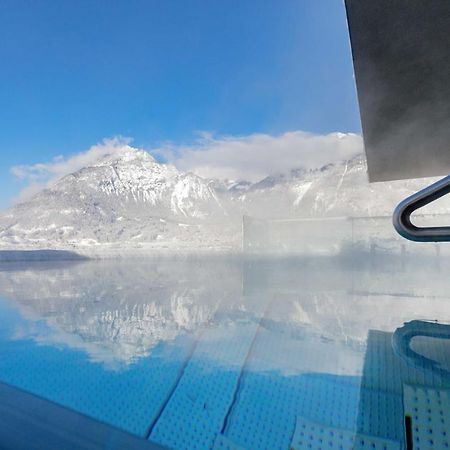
393,174,450,242
392,320,450,379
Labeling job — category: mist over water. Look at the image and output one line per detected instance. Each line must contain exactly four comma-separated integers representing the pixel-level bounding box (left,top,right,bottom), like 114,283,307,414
0,253,449,366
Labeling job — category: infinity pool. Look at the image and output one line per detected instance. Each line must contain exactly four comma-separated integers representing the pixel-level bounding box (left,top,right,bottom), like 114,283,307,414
0,254,449,449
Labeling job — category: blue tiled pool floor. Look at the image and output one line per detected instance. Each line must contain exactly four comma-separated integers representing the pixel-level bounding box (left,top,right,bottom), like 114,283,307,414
0,259,450,449
0,295,198,436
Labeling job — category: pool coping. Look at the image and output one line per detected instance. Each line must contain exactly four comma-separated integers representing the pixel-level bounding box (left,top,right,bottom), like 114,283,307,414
0,381,168,450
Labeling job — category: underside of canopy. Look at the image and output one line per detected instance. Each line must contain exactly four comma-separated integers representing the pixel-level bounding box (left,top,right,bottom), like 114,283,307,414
345,0,450,182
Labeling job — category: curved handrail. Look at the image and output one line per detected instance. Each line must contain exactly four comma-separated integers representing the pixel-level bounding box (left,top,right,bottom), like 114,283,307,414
393,174,450,241
392,320,450,379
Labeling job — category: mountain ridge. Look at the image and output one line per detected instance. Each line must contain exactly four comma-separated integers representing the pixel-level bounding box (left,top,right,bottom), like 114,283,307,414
1,147,448,254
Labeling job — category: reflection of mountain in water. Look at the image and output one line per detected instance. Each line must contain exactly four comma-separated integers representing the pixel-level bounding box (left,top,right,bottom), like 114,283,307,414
1,256,450,446
1,254,450,367
0,258,242,364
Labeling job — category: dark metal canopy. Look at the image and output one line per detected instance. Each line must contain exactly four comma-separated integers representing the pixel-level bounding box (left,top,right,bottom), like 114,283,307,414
345,0,450,182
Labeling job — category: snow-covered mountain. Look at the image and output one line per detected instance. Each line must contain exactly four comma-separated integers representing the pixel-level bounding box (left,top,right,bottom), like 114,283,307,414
236,154,448,219
0,146,449,255
0,147,236,253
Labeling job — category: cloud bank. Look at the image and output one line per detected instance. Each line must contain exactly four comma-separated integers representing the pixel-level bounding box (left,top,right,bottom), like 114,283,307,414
157,131,363,181
11,131,363,203
11,137,133,183
11,137,134,202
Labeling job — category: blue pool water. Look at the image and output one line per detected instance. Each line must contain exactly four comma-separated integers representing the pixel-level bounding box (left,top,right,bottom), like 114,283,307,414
0,255,449,449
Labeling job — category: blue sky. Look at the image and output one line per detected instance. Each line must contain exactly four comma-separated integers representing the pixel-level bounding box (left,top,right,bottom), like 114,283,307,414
0,0,360,208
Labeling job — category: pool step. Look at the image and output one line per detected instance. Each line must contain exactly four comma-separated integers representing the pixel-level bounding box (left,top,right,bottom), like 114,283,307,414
403,384,450,450
291,416,401,450
0,330,198,437
213,434,247,450
218,313,362,450
357,329,450,445
148,296,271,450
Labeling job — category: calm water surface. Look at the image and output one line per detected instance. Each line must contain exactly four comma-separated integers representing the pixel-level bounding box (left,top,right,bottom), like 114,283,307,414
0,253,449,449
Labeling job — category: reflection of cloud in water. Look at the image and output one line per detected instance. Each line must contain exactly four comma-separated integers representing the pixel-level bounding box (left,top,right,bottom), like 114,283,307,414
243,255,450,344
0,258,242,365
1,254,450,368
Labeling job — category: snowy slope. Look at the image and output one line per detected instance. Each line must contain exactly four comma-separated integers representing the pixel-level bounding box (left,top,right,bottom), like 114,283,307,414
238,155,449,219
0,147,235,252
0,147,448,254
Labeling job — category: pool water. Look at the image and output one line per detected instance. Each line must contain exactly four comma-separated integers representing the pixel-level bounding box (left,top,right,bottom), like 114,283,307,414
0,254,449,449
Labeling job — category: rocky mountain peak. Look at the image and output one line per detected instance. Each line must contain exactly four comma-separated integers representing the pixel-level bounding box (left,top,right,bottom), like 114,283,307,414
94,146,156,167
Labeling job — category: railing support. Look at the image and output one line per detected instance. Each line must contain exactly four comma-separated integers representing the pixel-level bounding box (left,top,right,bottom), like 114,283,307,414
393,175,450,242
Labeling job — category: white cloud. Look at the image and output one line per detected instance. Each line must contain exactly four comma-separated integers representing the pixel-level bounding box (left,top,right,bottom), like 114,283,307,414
157,131,363,181
11,136,133,183
10,131,364,203
10,137,134,202
13,183,47,204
